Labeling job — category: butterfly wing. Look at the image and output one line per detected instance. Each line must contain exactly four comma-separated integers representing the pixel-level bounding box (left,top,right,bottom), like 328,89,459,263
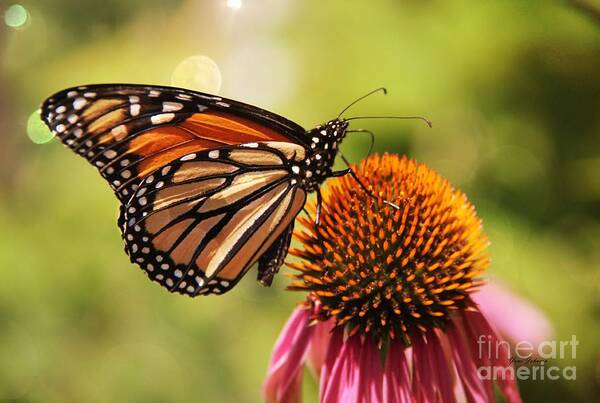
41,84,311,295
41,84,307,203
257,223,294,287
122,143,307,296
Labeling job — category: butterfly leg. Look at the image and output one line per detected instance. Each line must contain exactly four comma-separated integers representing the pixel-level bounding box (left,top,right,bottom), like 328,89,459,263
338,154,400,210
302,207,313,220
315,189,323,226
257,223,294,287
331,168,351,177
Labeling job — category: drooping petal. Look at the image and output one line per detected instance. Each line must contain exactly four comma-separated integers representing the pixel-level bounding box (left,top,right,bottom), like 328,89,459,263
263,305,315,403
472,280,553,352
383,339,412,403
411,333,437,403
433,329,462,403
357,335,385,403
307,318,335,378
319,326,345,401
446,314,491,403
320,329,362,403
463,310,523,403
412,330,458,403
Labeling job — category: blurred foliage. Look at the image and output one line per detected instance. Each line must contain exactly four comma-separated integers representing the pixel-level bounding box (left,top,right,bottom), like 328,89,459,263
1,0,599,402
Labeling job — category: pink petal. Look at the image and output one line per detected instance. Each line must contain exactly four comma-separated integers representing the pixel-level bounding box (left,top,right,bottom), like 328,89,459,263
411,333,438,403
319,326,344,400
357,335,384,403
447,315,491,403
307,318,335,378
263,305,315,403
412,330,458,403
383,339,412,403
321,331,409,403
472,279,553,351
320,329,362,403
463,310,523,403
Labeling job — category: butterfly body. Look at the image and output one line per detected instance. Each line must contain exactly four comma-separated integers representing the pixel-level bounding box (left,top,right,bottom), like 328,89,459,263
292,119,349,192
41,84,350,296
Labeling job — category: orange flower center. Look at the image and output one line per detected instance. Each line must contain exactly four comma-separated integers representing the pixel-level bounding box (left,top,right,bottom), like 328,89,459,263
287,154,489,344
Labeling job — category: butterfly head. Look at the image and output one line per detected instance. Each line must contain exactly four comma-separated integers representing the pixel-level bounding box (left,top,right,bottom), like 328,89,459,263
296,119,349,191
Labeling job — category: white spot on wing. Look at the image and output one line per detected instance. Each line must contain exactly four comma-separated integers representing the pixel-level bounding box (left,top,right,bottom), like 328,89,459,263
162,101,184,112
73,97,87,110
130,104,141,116
180,153,196,161
150,113,175,124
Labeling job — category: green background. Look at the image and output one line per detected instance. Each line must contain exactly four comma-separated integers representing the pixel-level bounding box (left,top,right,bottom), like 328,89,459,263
1,0,599,401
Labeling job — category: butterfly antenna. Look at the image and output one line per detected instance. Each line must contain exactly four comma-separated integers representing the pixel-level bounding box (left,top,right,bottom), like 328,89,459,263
339,153,400,210
345,115,433,128
337,87,387,119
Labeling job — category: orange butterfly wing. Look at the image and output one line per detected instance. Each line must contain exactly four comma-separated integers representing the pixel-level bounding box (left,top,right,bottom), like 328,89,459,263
41,84,310,296
41,84,307,202
122,145,307,295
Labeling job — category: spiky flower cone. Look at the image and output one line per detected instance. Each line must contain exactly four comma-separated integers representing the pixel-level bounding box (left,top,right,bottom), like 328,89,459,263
263,154,523,403
288,154,489,344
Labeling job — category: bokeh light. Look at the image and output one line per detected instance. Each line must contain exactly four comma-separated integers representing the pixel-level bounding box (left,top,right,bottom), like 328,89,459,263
4,4,28,28
26,110,54,144
226,0,243,11
221,40,296,108
171,55,222,94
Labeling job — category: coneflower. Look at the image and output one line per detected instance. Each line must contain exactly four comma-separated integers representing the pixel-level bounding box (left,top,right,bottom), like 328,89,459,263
263,154,524,403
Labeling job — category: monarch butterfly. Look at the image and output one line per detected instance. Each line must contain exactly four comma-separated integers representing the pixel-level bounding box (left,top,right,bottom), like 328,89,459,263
41,84,429,297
